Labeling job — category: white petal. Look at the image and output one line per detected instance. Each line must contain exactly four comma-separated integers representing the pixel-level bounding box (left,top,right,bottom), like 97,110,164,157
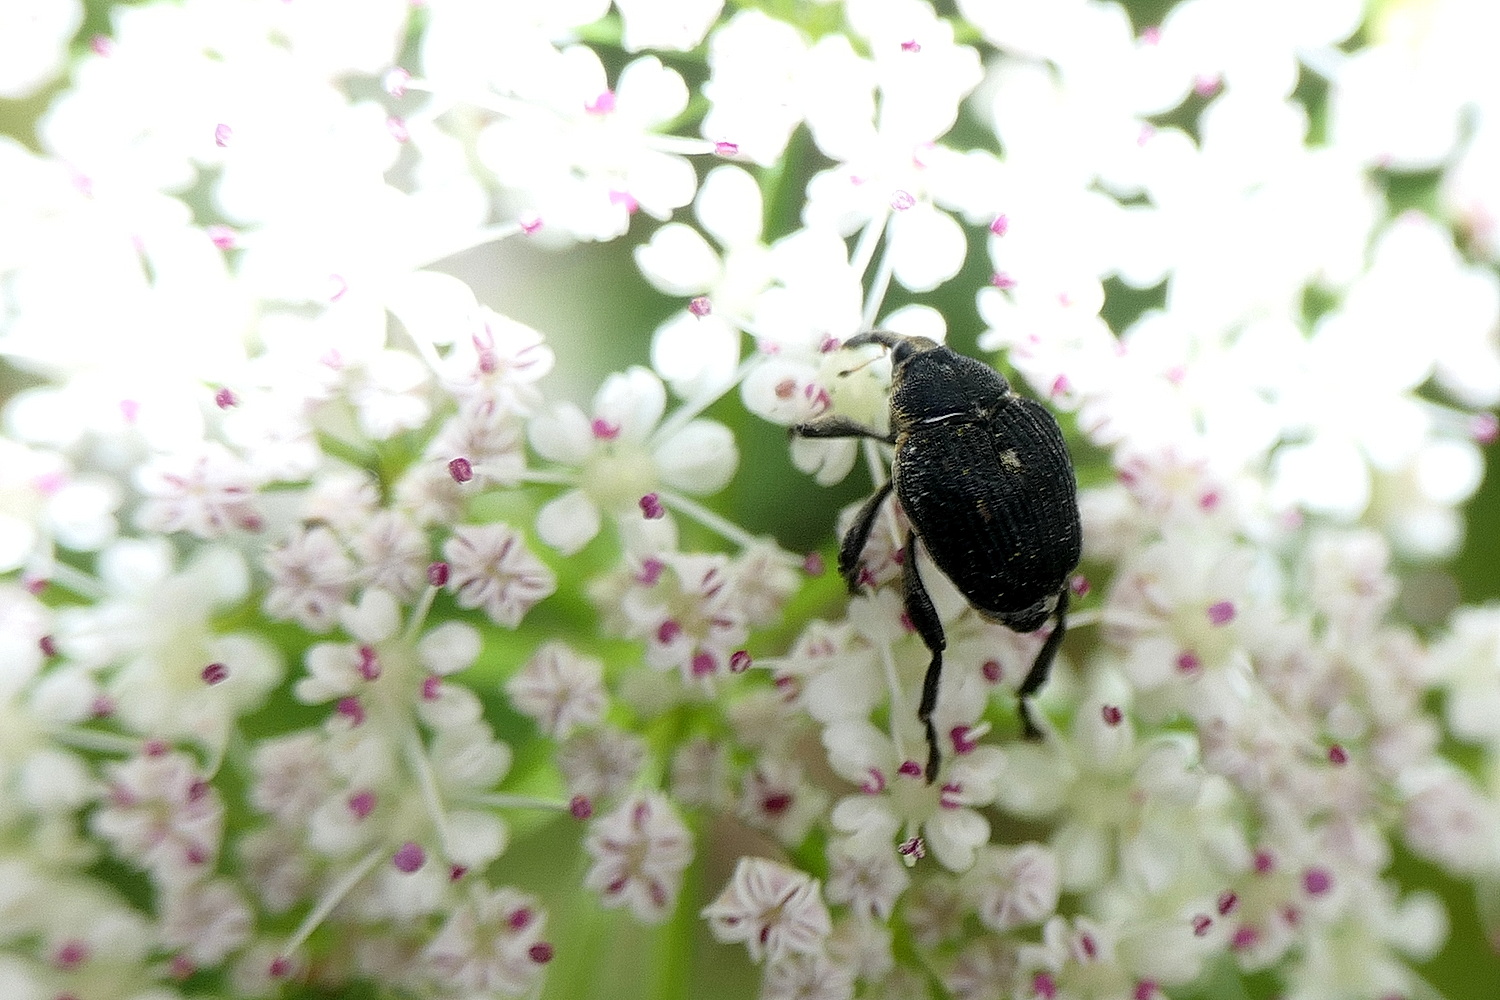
528,403,594,465
696,165,764,248
595,367,666,441
634,223,722,296
418,622,483,675
536,490,603,555
385,271,478,347
651,312,740,401
339,588,400,643
615,56,690,129
656,420,737,494
888,205,967,292
444,810,509,868
925,809,989,872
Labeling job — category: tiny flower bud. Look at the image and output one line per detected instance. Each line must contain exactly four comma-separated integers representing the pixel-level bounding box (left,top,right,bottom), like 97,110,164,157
991,271,1016,289
39,635,57,657
639,493,665,519
990,214,1010,236
802,552,825,576
336,696,365,726
1206,601,1235,625
1101,705,1123,726
529,943,554,964
688,296,712,317
448,457,473,483
201,662,228,685
213,386,237,407
207,226,237,251
1302,867,1333,896
392,841,425,873
729,650,752,673
890,189,916,211
897,836,926,859
427,561,450,586
1328,744,1349,765
1070,574,1090,596
570,795,593,819
449,865,467,881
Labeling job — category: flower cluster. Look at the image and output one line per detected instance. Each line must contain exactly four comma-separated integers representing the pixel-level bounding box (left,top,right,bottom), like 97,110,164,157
3,1,1500,1000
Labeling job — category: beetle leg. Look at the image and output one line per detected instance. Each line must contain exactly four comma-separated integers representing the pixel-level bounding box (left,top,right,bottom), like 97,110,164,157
788,415,897,443
837,480,895,593
1015,586,1071,739
901,533,948,784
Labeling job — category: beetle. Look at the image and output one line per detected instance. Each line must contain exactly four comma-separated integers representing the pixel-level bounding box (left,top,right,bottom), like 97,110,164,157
792,331,1081,782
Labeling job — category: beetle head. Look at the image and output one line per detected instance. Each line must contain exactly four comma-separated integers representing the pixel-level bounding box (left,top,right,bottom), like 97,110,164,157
842,331,941,369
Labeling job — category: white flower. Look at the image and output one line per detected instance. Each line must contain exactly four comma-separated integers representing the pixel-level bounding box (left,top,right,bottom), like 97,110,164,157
472,50,697,241
505,642,608,739
701,11,810,166
160,879,254,967
584,793,694,923
968,843,1061,932
91,749,224,885
823,718,1003,872
423,884,551,998
702,856,833,965
557,728,646,804
737,756,828,846
443,523,556,627
133,443,264,539
825,835,910,920
264,526,356,632
436,307,556,416
529,366,737,554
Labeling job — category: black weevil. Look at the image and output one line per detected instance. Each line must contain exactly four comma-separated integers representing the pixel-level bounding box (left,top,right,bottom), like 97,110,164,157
793,331,1081,782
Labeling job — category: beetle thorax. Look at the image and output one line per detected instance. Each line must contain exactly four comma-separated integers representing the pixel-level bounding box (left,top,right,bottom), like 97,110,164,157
890,349,1010,428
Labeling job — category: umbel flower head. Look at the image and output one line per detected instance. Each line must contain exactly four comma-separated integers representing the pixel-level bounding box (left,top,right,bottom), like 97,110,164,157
2,1,1500,999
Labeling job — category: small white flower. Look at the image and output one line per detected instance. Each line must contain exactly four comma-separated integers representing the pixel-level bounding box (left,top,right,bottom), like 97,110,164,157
968,843,1060,932
702,856,833,965
437,308,556,416
825,835,910,920
529,366,737,554
443,523,556,627
760,953,856,1000
505,641,608,739
263,526,355,632
133,443,263,539
423,883,551,998
823,718,1003,872
92,749,224,885
160,879,254,967
584,792,694,923
351,510,431,603
557,728,646,804
737,756,828,846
